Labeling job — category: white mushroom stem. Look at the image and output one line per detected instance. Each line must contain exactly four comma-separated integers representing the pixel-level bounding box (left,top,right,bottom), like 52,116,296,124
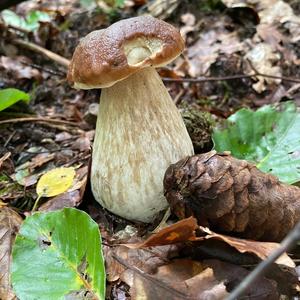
91,67,194,222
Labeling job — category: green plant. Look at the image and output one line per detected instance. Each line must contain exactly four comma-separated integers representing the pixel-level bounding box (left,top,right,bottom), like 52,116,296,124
213,101,300,184
11,208,106,300
1,10,51,32
0,88,30,111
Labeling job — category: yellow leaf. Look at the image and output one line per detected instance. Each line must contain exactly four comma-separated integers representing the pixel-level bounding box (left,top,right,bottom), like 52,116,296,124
36,167,76,198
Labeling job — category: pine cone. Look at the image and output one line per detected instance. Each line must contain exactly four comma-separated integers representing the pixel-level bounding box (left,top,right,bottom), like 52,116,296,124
163,151,300,242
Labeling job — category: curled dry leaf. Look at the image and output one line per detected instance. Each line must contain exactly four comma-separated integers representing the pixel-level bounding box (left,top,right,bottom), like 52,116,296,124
0,207,23,300
200,227,295,267
127,217,199,249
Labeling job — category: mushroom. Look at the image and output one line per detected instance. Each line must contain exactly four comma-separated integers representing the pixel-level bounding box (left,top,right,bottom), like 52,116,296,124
68,16,194,222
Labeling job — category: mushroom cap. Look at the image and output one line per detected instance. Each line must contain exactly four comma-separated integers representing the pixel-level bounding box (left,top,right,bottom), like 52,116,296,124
67,16,184,89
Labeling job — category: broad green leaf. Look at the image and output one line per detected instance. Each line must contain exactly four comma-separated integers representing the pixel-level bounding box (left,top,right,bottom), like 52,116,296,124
1,9,51,32
36,167,76,198
11,208,105,300
213,101,300,184
0,88,30,111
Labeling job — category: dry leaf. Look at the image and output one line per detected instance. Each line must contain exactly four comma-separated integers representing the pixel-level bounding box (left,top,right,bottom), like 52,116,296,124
245,43,281,92
200,227,295,267
0,56,41,80
127,217,199,249
0,207,23,300
187,23,242,77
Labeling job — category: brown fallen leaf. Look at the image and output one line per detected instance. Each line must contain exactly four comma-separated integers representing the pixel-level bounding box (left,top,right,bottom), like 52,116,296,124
0,56,41,80
12,152,56,187
105,244,180,282
245,43,281,93
132,217,199,248
186,21,242,77
0,207,23,300
200,227,295,267
119,256,278,300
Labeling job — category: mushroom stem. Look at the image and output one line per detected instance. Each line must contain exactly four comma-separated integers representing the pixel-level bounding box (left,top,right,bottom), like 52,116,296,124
91,67,194,222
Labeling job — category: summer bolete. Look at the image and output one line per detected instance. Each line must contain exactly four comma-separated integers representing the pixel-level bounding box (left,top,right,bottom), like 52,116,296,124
68,16,194,222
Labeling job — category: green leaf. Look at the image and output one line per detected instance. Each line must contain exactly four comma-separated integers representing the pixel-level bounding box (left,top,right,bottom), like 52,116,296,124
0,88,30,111
1,10,27,29
213,101,300,184
11,208,105,300
25,10,51,31
1,9,51,32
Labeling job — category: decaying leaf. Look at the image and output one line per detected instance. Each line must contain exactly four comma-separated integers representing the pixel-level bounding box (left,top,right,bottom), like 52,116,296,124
0,207,23,300
117,254,278,299
245,43,281,92
13,151,56,187
221,0,300,92
200,227,295,267
186,20,243,77
0,56,41,80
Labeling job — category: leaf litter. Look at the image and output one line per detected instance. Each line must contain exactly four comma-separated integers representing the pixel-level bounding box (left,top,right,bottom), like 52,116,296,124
1,0,300,299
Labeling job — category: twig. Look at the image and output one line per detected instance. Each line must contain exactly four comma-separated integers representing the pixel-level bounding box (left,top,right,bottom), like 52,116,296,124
0,152,11,168
163,74,254,83
11,39,70,67
20,60,66,77
226,220,300,300
3,130,16,147
162,72,300,84
0,117,79,126
173,89,185,105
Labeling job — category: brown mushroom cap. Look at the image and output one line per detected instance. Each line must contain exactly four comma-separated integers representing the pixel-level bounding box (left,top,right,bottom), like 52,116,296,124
67,16,184,89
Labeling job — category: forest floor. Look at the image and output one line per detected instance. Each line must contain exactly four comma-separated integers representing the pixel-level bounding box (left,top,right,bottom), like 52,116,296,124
1,0,300,299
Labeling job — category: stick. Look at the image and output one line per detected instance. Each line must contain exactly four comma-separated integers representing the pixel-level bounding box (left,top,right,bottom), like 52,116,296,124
0,117,79,126
226,220,300,300
12,39,70,67
162,73,300,84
